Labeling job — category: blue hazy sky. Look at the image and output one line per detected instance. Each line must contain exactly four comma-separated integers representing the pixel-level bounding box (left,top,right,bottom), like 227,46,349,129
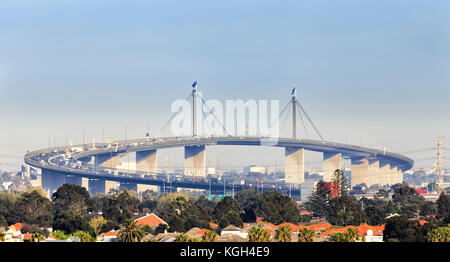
1,0,449,171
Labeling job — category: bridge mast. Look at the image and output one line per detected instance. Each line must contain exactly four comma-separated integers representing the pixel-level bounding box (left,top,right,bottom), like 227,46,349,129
292,84,297,139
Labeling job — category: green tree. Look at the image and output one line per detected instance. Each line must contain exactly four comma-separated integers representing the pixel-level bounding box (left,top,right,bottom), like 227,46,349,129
330,228,361,242
89,216,108,237
72,230,95,242
386,200,396,215
52,184,95,217
52,209,94,235
102,190,139,225
218,210,243,229
247,227,271,242
31,232,45,242
248,190,300,224
0,191,16,225
297,228,315,242
51,230,69,240
437,192,450,224
275,225,292,242
363,205,386,226
0,215,7,228
175,233,190,242
331,169,349,197
117,220,145,242
212,196,240,221
392,186,425,219
383,215,422,242
12,189,54,227
0,231,5,242
327,195,364,226
201,230,218,242
306,181,330,218
427,227,450,242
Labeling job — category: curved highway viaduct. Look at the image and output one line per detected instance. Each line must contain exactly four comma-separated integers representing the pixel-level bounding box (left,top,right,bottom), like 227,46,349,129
24,136,413,199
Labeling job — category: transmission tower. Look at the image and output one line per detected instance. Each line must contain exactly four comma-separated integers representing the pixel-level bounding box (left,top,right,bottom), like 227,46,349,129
435,135,445,185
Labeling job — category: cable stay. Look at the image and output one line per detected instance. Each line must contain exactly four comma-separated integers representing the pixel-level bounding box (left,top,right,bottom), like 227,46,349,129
269,100,291,128
295,101,324,141
159,93,192,136
295,102,308,138
197,92,232,137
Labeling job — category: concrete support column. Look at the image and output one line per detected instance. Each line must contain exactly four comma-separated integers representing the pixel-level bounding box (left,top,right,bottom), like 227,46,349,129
65,175,90,192
389,166,398,185
323,152,342,182
88,179,105,195
41,169,66,198
396,169,403,185
184,145,206,177
368,160,380,188
136,150,157,173
95,152,119,168
379,162,391,187
285,147,305,184
351,157,369,188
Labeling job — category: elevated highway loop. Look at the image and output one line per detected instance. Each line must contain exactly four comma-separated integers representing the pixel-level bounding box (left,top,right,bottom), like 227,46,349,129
24,136,413,198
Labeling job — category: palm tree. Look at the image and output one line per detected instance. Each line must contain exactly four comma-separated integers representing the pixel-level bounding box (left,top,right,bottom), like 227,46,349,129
346,228,361,242
330,228,361,242
297,228,315,242
247,227,271,242
117,220,145,242
427,227,450,242
202,230,218,242
275,226,292,242
32,232,45,242
175,233,190,242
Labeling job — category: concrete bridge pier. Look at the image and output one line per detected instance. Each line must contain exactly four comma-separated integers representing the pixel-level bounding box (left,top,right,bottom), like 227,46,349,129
322,152,342,182
379,162,391,187
184,145,206,177
285,147,304,184
88,179,119,195
41,169,66,198
368,159,380,188
136,150,157,173
389,166,398,185
95,152,119,168
65,175,89,191
394,168,403,185
351,157,369,188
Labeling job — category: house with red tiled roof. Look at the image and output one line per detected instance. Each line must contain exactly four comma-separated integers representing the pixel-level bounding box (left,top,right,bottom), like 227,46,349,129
209,222,218,229
195,229,210,236
9,223,23,232
134,213,168,229
277,222,304,232
23,233,32,242
97,230,118,242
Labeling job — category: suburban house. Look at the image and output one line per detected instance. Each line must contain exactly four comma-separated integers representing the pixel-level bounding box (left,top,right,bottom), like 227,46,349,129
133,213,168,229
